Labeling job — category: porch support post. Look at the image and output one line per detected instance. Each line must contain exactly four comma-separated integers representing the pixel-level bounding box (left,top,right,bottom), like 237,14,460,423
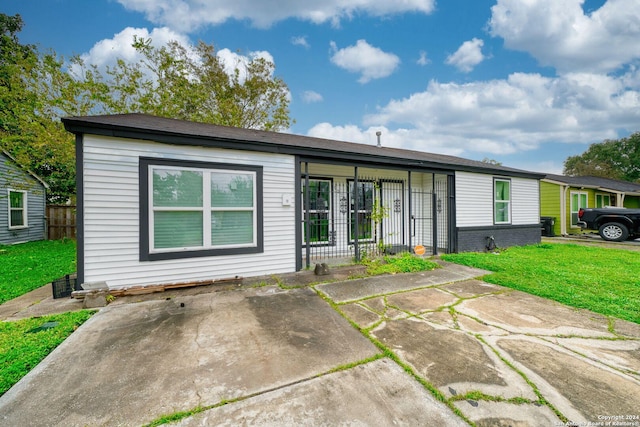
304,162,311,269
354,166,360,262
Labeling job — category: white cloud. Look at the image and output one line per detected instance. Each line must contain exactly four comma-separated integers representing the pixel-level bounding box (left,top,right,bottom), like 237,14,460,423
417,50,430,66
307,70,640,159
72,27,191,72
489,0,640,73
117,0,436,31
71,27,277,87
216,48,276,82
330,40,400,83
301,90,323,103
445,38,485,73
291,36,310,48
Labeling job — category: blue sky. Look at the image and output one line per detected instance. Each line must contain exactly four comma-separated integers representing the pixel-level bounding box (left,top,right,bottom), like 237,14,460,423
5,0,640,174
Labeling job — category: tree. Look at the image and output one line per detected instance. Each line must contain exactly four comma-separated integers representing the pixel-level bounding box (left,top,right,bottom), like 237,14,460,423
72,37,292,131
481,158,502,166
563,132,640,182
1,14,81,202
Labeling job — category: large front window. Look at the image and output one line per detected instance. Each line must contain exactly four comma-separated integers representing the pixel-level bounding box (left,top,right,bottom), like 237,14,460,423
349,180,375,242
494,179,511,224
141,158,262,261
8,190,27,229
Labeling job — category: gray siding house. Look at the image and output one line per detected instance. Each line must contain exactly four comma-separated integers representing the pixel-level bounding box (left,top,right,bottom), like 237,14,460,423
63,114,543,290
0,150,48,244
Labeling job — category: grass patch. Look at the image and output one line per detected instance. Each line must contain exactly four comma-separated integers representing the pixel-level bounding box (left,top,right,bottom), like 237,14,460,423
0,310,94,396
363,252,439,276
442,243,640,324
0,239,76,304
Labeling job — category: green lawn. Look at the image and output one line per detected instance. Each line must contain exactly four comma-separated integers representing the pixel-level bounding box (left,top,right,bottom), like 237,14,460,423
442,243,640,324
0,239,77,304
0,310,94,396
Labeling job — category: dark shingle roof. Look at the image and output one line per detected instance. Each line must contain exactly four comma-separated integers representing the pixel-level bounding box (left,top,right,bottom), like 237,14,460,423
544,174,640,193
63,113,543,178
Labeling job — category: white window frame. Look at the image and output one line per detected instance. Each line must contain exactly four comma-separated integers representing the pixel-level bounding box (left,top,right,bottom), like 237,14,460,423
8,189,28,229
595,193,612,208
570,191,588,228
493,178,511,225
148,165,257,254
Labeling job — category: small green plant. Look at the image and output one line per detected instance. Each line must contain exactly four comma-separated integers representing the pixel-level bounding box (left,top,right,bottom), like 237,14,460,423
105,294,116,304
364,252,439,276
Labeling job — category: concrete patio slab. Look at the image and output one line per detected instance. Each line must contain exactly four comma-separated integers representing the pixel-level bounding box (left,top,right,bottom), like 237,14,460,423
0,286,379,427
458,291,615,337
2,261,639,426
371,317,537,400
176,358,468,427
495,336,640,423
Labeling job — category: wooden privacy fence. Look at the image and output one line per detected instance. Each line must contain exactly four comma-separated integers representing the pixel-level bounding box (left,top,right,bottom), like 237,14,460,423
47,205,76,240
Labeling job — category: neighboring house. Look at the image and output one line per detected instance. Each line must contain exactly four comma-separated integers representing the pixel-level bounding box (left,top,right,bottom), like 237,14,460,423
541,174,640,236
63,114,543,290
0,150,48,244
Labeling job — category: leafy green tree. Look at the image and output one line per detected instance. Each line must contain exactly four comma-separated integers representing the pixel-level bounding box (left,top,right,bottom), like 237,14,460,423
72,37,292,131
563,132,640,182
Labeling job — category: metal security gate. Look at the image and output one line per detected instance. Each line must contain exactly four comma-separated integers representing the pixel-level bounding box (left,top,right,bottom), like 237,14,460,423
300,167,451,267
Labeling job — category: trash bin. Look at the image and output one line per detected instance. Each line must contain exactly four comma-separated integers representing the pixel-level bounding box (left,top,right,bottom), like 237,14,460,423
540,216,555,237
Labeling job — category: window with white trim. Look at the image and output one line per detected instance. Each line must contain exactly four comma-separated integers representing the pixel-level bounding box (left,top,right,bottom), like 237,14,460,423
8,190,28,229
494,179,511,224
570,191,588,227
595,193,611,208
140,158,263,261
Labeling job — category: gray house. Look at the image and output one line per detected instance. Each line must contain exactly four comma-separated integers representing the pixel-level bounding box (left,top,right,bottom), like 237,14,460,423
63,114,543,290
0,150,48,244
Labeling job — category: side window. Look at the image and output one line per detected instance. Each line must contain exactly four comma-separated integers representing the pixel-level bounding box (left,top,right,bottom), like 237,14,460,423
8,190,28,229
140,158,263,261
595,194,611,208
494,179,511,224
570,192,588,227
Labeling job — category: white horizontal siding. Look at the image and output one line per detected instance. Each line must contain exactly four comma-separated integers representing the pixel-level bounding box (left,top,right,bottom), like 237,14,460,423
82,135,296,288
455,172,494,227
512,178,540,225
456,172,540,227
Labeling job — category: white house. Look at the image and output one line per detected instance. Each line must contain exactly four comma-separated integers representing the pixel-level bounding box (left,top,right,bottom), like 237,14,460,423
63,114,542,290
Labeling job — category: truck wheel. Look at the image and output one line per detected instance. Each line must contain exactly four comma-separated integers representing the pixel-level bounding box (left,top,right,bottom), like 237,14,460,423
599,222,629,242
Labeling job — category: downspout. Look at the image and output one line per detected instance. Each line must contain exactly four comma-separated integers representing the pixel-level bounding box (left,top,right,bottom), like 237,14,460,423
560,185,569,235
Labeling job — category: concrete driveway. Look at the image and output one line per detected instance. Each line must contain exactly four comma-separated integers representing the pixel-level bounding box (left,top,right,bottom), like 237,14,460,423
1,263,639,426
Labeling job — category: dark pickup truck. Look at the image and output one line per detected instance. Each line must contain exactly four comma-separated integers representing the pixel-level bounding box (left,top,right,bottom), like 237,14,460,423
577,207,640,241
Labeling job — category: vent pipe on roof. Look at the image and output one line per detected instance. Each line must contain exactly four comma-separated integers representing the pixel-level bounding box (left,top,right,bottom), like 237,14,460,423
376,131,382,147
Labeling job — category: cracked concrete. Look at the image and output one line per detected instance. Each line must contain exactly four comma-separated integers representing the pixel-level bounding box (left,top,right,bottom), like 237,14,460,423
321,262,640,426
1,261,639,426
